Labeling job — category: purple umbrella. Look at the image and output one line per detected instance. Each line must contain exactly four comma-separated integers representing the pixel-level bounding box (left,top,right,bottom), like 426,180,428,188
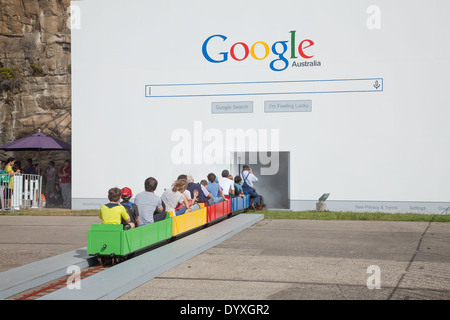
0,130,71,168
0,130,71,151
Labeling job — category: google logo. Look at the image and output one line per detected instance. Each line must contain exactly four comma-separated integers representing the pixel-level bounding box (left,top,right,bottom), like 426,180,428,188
202,30,315,72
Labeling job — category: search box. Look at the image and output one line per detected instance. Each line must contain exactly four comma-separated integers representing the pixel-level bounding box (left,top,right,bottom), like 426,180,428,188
145,78,383,98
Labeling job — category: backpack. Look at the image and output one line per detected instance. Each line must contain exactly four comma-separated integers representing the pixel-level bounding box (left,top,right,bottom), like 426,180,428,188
256,195,266,210
249,194,266,210
121,202,137,226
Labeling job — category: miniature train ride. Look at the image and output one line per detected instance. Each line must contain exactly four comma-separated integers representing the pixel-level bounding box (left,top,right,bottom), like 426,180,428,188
87,195,250,265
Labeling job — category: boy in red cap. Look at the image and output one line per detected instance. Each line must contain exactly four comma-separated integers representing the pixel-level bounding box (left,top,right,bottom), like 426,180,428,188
120,187,140,228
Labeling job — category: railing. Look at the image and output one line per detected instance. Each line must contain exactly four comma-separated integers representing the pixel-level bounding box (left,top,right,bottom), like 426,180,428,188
0,173,43,212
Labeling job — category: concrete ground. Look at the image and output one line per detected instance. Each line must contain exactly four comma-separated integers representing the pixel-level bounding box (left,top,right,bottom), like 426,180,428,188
1,215,449,300
0,216,99,273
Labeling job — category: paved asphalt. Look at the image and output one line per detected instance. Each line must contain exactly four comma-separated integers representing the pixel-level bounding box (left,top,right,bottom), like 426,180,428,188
0,215,449,300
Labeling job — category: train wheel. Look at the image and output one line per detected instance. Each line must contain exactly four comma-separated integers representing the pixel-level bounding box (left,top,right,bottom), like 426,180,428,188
98,256,112,266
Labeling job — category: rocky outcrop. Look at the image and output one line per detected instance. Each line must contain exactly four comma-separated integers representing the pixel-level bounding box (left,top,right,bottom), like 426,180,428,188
0,0,72,164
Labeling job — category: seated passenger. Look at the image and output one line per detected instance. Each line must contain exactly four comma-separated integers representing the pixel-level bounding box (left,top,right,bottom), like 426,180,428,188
234,176,245,197
178,174,200,211
186,174,214,207
218,169,235,198
161,179,192,216
186,187,200,211
134,177,165,225
99,187,135,229
199,179,214,206
120,187,140,227
206,173,225,204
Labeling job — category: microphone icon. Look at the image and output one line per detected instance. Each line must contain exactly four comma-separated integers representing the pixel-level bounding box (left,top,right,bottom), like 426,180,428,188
373,80,381,89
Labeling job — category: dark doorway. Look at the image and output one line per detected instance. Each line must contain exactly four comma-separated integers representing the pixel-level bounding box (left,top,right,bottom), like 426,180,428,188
231,151,289,209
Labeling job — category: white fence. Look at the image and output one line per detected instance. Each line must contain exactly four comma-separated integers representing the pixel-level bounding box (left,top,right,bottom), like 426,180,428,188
0,173,43,212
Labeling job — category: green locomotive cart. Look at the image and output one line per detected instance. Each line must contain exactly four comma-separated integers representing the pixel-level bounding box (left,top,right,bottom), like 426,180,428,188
87,213,173,265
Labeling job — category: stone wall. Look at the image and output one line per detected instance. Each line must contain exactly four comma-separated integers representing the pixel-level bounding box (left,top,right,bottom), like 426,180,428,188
0,0,72,165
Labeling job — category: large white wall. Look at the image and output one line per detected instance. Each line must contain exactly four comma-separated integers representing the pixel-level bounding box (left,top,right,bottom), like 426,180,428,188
71,0,450,213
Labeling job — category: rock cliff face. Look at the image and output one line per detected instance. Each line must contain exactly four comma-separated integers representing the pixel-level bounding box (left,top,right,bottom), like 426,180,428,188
0,0,72,164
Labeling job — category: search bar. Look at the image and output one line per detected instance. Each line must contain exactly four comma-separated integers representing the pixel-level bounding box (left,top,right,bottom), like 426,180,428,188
145,78,383,98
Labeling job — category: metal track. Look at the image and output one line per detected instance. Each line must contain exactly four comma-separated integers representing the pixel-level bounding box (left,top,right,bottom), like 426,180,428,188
11,265,109,300
0,248,97,299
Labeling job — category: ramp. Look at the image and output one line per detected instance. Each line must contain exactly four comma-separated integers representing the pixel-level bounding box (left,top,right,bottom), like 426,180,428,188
40,214,264,300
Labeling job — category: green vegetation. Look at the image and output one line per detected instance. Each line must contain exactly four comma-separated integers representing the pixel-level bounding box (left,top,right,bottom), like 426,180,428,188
31,63,41,71
31,63,43,75
2,208,449,222
0,67,15,80
0,66,22,91
252,210,450,222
